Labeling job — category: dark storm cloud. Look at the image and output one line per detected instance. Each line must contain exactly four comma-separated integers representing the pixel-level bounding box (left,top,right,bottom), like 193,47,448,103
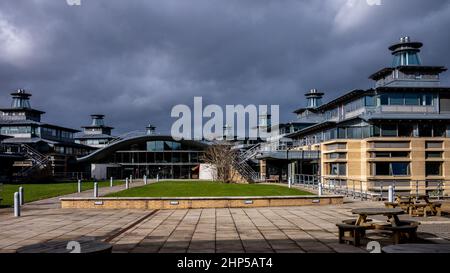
0,0,449,134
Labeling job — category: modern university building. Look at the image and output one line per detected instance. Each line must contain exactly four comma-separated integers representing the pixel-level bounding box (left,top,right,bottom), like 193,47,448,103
255,37,450,196
1,36,450,195
0,89,94,180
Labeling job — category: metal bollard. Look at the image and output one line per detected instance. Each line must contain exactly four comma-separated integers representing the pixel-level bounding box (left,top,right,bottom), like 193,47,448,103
157,174,159,182
380,185,384,201
318,183,323,196
14,192,20,217
144,175,147,185
126,177,129,189
94,182,98,198
288,177,291,188
110,177,113,187
130,175,133,184
388,185,394,203
77,179,81,193
19,186,24,206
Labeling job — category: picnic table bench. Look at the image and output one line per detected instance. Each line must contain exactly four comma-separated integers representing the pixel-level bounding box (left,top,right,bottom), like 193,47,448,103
385,195,442,217
337,208,419,246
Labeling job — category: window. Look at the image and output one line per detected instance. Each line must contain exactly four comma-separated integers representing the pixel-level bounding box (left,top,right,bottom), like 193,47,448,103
433,125,446,137
422,94,433,106
372,152,409,158
380,94,389,105
426,152,442,158
347,127,362,139
371,125,381,137
147,141,164,151
391,162,410,176
374,163,390,176
328,153,346,159
373,162,410,176
326,143,347,150
337,128,346,139
405,94,420,105
390,94,403,105
398,124,414,137
381,124,397,137
419,124,432,137
329,163,346,176
365,96,376,107
372,142,410,148
426,141,442,149
426,162,442,176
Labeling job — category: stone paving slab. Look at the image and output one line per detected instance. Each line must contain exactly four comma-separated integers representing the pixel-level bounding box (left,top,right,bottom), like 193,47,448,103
0,199,450,253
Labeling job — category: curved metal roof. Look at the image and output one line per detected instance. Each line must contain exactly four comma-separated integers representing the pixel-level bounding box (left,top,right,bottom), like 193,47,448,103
76,133,209,162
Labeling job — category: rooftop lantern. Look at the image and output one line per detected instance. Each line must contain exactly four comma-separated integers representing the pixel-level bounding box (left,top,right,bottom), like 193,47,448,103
90,114,105,126
11,89,32,109
305,89,324,109
390,36,423,67
146,124,156,135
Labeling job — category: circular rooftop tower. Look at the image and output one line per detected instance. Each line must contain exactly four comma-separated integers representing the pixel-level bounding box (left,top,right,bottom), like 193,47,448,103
10,89,32,109
305,89,324,109
389,36,423,66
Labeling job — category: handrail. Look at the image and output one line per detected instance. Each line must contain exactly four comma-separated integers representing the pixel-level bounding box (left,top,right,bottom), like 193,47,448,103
291,174,448,201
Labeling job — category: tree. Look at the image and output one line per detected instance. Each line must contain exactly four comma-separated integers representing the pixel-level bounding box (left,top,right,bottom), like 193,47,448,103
201,141,239,183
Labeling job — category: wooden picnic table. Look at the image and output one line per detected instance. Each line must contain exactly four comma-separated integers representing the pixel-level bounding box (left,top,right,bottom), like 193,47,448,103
352,208,404,227
382,244,450,253
395,194,442,216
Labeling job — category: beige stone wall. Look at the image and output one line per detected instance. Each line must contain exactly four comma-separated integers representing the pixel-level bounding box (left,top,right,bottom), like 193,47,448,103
61,196,344,210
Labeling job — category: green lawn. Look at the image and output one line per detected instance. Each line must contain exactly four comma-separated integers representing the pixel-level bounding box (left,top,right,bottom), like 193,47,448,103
106,181,312,197
0,180,123,207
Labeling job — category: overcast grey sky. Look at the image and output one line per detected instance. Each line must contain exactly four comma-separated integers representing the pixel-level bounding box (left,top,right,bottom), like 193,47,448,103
1,0,449,135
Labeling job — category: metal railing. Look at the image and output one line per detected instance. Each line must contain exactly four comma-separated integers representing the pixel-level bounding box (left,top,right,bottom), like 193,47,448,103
292,174,448,201
16,144,51,176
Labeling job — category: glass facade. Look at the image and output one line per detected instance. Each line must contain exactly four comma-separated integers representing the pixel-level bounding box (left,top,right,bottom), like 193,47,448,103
379,93,434,106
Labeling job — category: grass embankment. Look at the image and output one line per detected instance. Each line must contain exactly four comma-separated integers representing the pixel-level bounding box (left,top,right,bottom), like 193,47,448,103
0,180,122,207
107,181,312,198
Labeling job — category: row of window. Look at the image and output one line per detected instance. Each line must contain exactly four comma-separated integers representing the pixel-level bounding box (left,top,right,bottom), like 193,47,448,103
380,93,434,106
109,151,202,164
327,151,443,160
322,93,435,122
0,126,35,135
53,146,90,155
327,162,443,177
40,127,74,139
372,162,442,176
301,123,449,144
372,124,447,137
147,141,182,151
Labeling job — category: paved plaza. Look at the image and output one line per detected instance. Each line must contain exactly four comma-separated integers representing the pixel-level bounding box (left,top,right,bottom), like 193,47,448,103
1,191,449,253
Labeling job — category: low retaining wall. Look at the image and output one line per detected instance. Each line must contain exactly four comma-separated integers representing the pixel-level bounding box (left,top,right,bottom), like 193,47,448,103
60,195,344,210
